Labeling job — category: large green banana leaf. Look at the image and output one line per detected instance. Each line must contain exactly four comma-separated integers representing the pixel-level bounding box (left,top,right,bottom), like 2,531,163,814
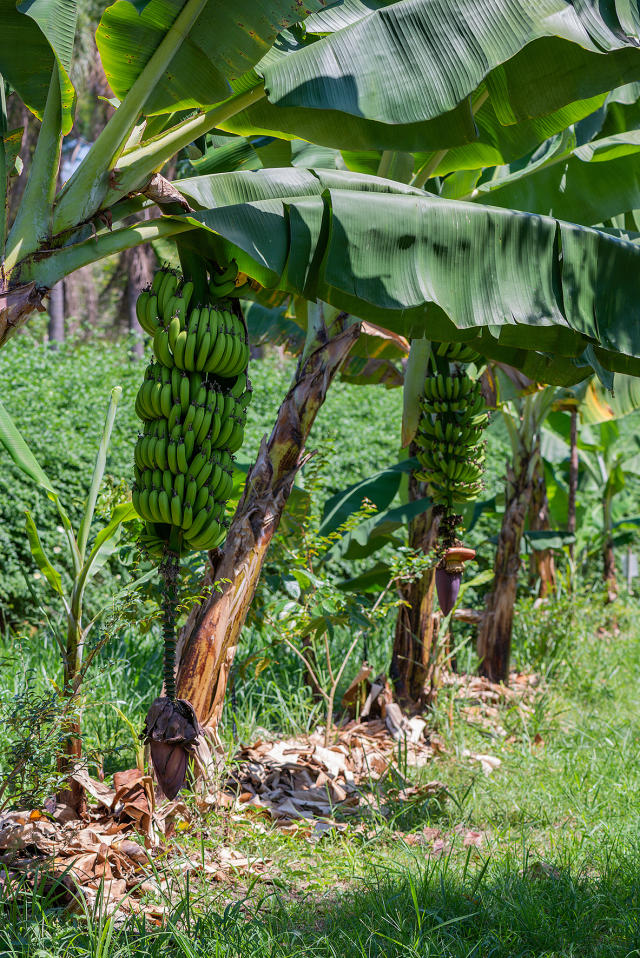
28,166,640,384
170,169,640,382
470,130,640,224
95,0,326,117
223,0,640,151
412,81,640,182
0,0,77,132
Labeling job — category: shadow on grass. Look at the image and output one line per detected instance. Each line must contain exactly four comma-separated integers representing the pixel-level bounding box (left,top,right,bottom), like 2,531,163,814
2,845,640,957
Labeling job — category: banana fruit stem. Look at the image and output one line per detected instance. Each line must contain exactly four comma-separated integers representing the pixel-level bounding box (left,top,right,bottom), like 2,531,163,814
160,552,179,701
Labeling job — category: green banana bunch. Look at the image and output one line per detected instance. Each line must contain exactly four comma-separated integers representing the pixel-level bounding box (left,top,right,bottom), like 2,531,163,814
131,265,253,557
415,370,489,508
435,340,481,365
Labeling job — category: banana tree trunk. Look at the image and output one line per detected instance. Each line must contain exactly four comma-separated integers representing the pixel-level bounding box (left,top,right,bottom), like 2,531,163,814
528,452,555,597
176,323,360,729
390,456,441,704
57,617,86,816
603,493,618,602
478,457,534,683
0,283,44,344
48,282,65,346
568,408,578,561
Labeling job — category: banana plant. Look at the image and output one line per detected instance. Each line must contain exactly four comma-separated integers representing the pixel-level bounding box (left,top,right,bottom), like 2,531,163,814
5,0,640,735
0,387,136,810
544,417,640,600
476,382,557,682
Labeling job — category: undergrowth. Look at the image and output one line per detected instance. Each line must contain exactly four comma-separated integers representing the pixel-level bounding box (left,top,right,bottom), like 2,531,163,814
1,591,639,956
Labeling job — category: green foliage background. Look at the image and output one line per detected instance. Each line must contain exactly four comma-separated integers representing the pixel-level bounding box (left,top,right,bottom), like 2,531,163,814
0,333,408,622
4,330,640,626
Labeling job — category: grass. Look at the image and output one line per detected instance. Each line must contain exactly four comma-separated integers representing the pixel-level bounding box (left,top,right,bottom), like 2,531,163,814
2,589,640,956
3,334,640,954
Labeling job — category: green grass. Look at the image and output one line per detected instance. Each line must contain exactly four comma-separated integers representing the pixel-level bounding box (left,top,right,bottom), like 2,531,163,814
4,334,640,954
2,590,640,956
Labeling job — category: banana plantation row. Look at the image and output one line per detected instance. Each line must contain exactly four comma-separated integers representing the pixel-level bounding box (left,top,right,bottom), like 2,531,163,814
1,0,640,807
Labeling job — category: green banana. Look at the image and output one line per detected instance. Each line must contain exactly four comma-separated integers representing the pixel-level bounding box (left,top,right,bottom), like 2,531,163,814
160,383,172,418
158,270,178,316
184,425,196,461
167,440,178,474
203,320,228,373
168,401,182,432
181,504,194,531
210,261,238,287
194,485,209,513
173,330,188,369
183,403,197,432
158,490,172,525
183,330,197,371
195,307,209,354
153,326,173,367
185,503,211,541
168,313,181,352
176,440,188,474
154,437,168,471
170,493,182,527
226,417,244,453
192,402,205,440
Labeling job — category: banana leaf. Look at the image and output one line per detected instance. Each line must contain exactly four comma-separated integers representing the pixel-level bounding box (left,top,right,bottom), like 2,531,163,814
320,459,417,538
472,131,640,225
0,395,75,545
25,511,67,603
322,498,431,563
0,0,77,132
96,0,326,117
80,501,137,590
224,0,640,151
523,529,575,551
171,169,640,381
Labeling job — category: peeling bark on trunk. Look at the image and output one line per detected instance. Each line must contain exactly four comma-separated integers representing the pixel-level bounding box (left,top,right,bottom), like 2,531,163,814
57,718,87,817
390,453,441,704
603,496,618,603
0,284,45,345
604,540,618,601
528,453,555,597
568,409,578,561
477,458,533,683
176,324,360,729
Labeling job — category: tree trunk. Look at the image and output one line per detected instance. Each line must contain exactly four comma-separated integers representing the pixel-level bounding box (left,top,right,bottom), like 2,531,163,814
603,495,618,602
176,323,360,729
56,716,86,817
48,282,65,346
528,452,555,597
0,283,44,344
568,408,578,561
124,244,154,357
477,458,534,683
390,452,441,704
